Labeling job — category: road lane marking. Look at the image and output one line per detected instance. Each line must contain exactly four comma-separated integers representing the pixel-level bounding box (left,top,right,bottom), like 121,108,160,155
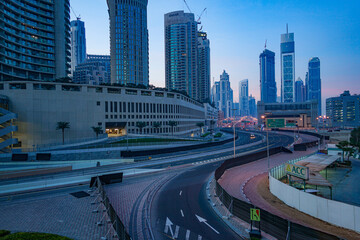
174,225,179,238
185,229,190,240
198,235,202,240
179,190,182,196
164,217,174,237
195,214,219,234
180,209,184,217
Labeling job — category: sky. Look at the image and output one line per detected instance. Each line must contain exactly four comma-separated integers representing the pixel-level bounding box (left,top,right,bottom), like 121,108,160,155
70,0,360,114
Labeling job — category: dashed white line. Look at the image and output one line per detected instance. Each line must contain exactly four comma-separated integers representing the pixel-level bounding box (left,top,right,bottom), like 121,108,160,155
179,190,182,196
198,235,203,240
180,209,184,217
185,229,191,240
174,225,179,238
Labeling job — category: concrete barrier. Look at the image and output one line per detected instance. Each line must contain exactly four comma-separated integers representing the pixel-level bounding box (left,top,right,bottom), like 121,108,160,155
269,172,360,233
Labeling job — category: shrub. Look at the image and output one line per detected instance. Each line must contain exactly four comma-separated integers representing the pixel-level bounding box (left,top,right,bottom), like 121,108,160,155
0,230,10,237
214,133,223,138
1,232,72,240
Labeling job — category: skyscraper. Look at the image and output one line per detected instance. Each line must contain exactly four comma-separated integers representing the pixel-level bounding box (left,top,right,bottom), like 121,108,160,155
259,49,277,103
280,25,295,103
239,79,249,116
214,70,233,118
249,95,257,118
107,0,149,85
295,77,305,102
308,57,321,115
165,11,198,100
70,18,86,76
0,0,71,81
198,32,211,103
73,55,110,85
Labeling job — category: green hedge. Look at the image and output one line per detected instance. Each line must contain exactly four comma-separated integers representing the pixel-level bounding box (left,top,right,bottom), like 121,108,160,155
201,132,210,137
0,232,72,240
214,133,223,138
0,230,10,237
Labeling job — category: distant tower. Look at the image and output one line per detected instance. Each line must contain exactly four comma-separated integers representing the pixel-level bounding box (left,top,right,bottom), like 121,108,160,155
259,49,277,103
198,32,211,102
107,0,149,85
239,79,249,116
218,70,233,118
295,77,305,102
280,24,295,102
70,18,86,76
308,57,321,115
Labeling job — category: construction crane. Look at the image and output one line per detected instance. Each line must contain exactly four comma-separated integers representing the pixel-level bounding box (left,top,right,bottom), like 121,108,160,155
197,8,207,23
70,5,81,20
264,39,267,49
183,0,192,13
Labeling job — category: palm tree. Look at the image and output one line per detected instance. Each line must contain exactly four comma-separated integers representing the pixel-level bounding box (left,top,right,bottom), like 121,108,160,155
167,121,178,135
336,141,354,161
91,126,103,138
153,122,162,134
196,122,205,135
136,121,146,134
56,121,70,144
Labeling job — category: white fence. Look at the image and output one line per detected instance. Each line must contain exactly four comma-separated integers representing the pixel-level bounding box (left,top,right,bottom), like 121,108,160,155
269,156,360,233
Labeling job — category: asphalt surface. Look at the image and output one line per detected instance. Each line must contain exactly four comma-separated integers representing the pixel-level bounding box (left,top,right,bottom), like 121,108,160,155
150,132,294,240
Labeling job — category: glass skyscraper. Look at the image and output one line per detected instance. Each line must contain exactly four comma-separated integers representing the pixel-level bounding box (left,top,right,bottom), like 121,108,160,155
280,25,295,103
295,77,306,102
107,0,149,86
0,0,71,81
239,79,249,116
308,57,321,115
197,31,211,103
259,49,277,103
70,18,86,77
165,11,199,100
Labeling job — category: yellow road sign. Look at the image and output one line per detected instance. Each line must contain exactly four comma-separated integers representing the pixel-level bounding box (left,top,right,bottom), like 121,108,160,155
250,208,260,221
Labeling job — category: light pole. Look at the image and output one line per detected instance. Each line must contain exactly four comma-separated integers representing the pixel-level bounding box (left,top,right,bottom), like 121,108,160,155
261,115,270,171
232,109,238,159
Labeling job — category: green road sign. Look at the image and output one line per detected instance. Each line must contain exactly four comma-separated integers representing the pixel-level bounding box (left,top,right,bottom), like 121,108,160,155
250,208,261,221
266,118,285,128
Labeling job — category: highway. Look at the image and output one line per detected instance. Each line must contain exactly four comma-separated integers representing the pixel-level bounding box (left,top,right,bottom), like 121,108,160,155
150,132,294,240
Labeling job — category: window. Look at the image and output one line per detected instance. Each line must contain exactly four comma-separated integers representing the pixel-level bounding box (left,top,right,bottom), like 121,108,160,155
105,102,108,112
97,101,100,106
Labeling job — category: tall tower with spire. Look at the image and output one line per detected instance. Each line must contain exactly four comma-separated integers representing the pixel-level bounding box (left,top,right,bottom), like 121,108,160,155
280,24,295,103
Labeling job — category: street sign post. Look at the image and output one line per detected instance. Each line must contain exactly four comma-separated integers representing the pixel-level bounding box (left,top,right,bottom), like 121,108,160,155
250,208,261,239
250,208,261,221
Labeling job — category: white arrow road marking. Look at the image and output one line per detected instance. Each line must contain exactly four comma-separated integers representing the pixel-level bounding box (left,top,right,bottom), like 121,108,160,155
185,229,191,240
180,209,184,217
174,225,180,238
195,214,220,234
179,190,182,196
164,217,174,237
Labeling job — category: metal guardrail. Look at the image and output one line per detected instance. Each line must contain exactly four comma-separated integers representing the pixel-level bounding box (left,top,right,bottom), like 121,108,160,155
92,177,132,240
214,147,340,240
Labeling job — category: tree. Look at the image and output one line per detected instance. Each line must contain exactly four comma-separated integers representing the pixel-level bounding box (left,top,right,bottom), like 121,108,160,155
91,126,103,138
196,122,205,134
153,122,162,134
167,121,178,135
136,121,146,134
336,141,354,161
350,127,360,149
56,121,70,144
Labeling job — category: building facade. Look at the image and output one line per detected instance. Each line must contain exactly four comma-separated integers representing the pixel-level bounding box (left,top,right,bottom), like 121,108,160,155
164,11,199,100
107,0,149,85
308,57,321,115
259,49,277,103
217,70,233,118
73,55,111,85
197,32,211,103
258,100,318,128
0,0,71,82
70,18,86,76
239,79,249,116
0,81,217,148
295,77,306,102
249,95,257,118
326,91,360,127
280,25,295,103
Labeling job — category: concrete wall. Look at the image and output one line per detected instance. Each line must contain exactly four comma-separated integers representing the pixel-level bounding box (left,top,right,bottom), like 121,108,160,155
269,175,360,233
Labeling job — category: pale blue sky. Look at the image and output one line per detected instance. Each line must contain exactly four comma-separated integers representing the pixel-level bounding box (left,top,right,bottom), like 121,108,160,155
70,0,360,111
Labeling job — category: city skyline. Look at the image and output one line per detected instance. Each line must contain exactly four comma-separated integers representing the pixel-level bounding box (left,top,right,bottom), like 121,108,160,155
70,0,360,113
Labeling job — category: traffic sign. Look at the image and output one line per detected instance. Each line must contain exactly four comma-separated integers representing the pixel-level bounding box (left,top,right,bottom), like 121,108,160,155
250,208,260,221
285,163,309,180
266,118,285,128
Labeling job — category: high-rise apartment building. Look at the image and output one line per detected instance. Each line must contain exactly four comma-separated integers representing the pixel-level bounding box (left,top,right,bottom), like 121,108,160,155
308,57,321,115
280,25,295,103
70,18,86,76
165,11,199,100
259,49,277,103
239,79,249,116
211,81,220,108
197,32,211,103
73,55,110,85
249,95,257,118
326,91,360,127
107,0,149,85
0,0,71,81
295,77,306,102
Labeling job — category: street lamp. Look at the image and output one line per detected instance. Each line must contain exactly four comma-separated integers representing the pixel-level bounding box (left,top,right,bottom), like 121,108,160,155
261,115,270,171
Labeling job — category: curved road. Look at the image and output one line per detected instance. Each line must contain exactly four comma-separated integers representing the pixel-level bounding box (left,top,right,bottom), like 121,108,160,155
151,133,293,240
